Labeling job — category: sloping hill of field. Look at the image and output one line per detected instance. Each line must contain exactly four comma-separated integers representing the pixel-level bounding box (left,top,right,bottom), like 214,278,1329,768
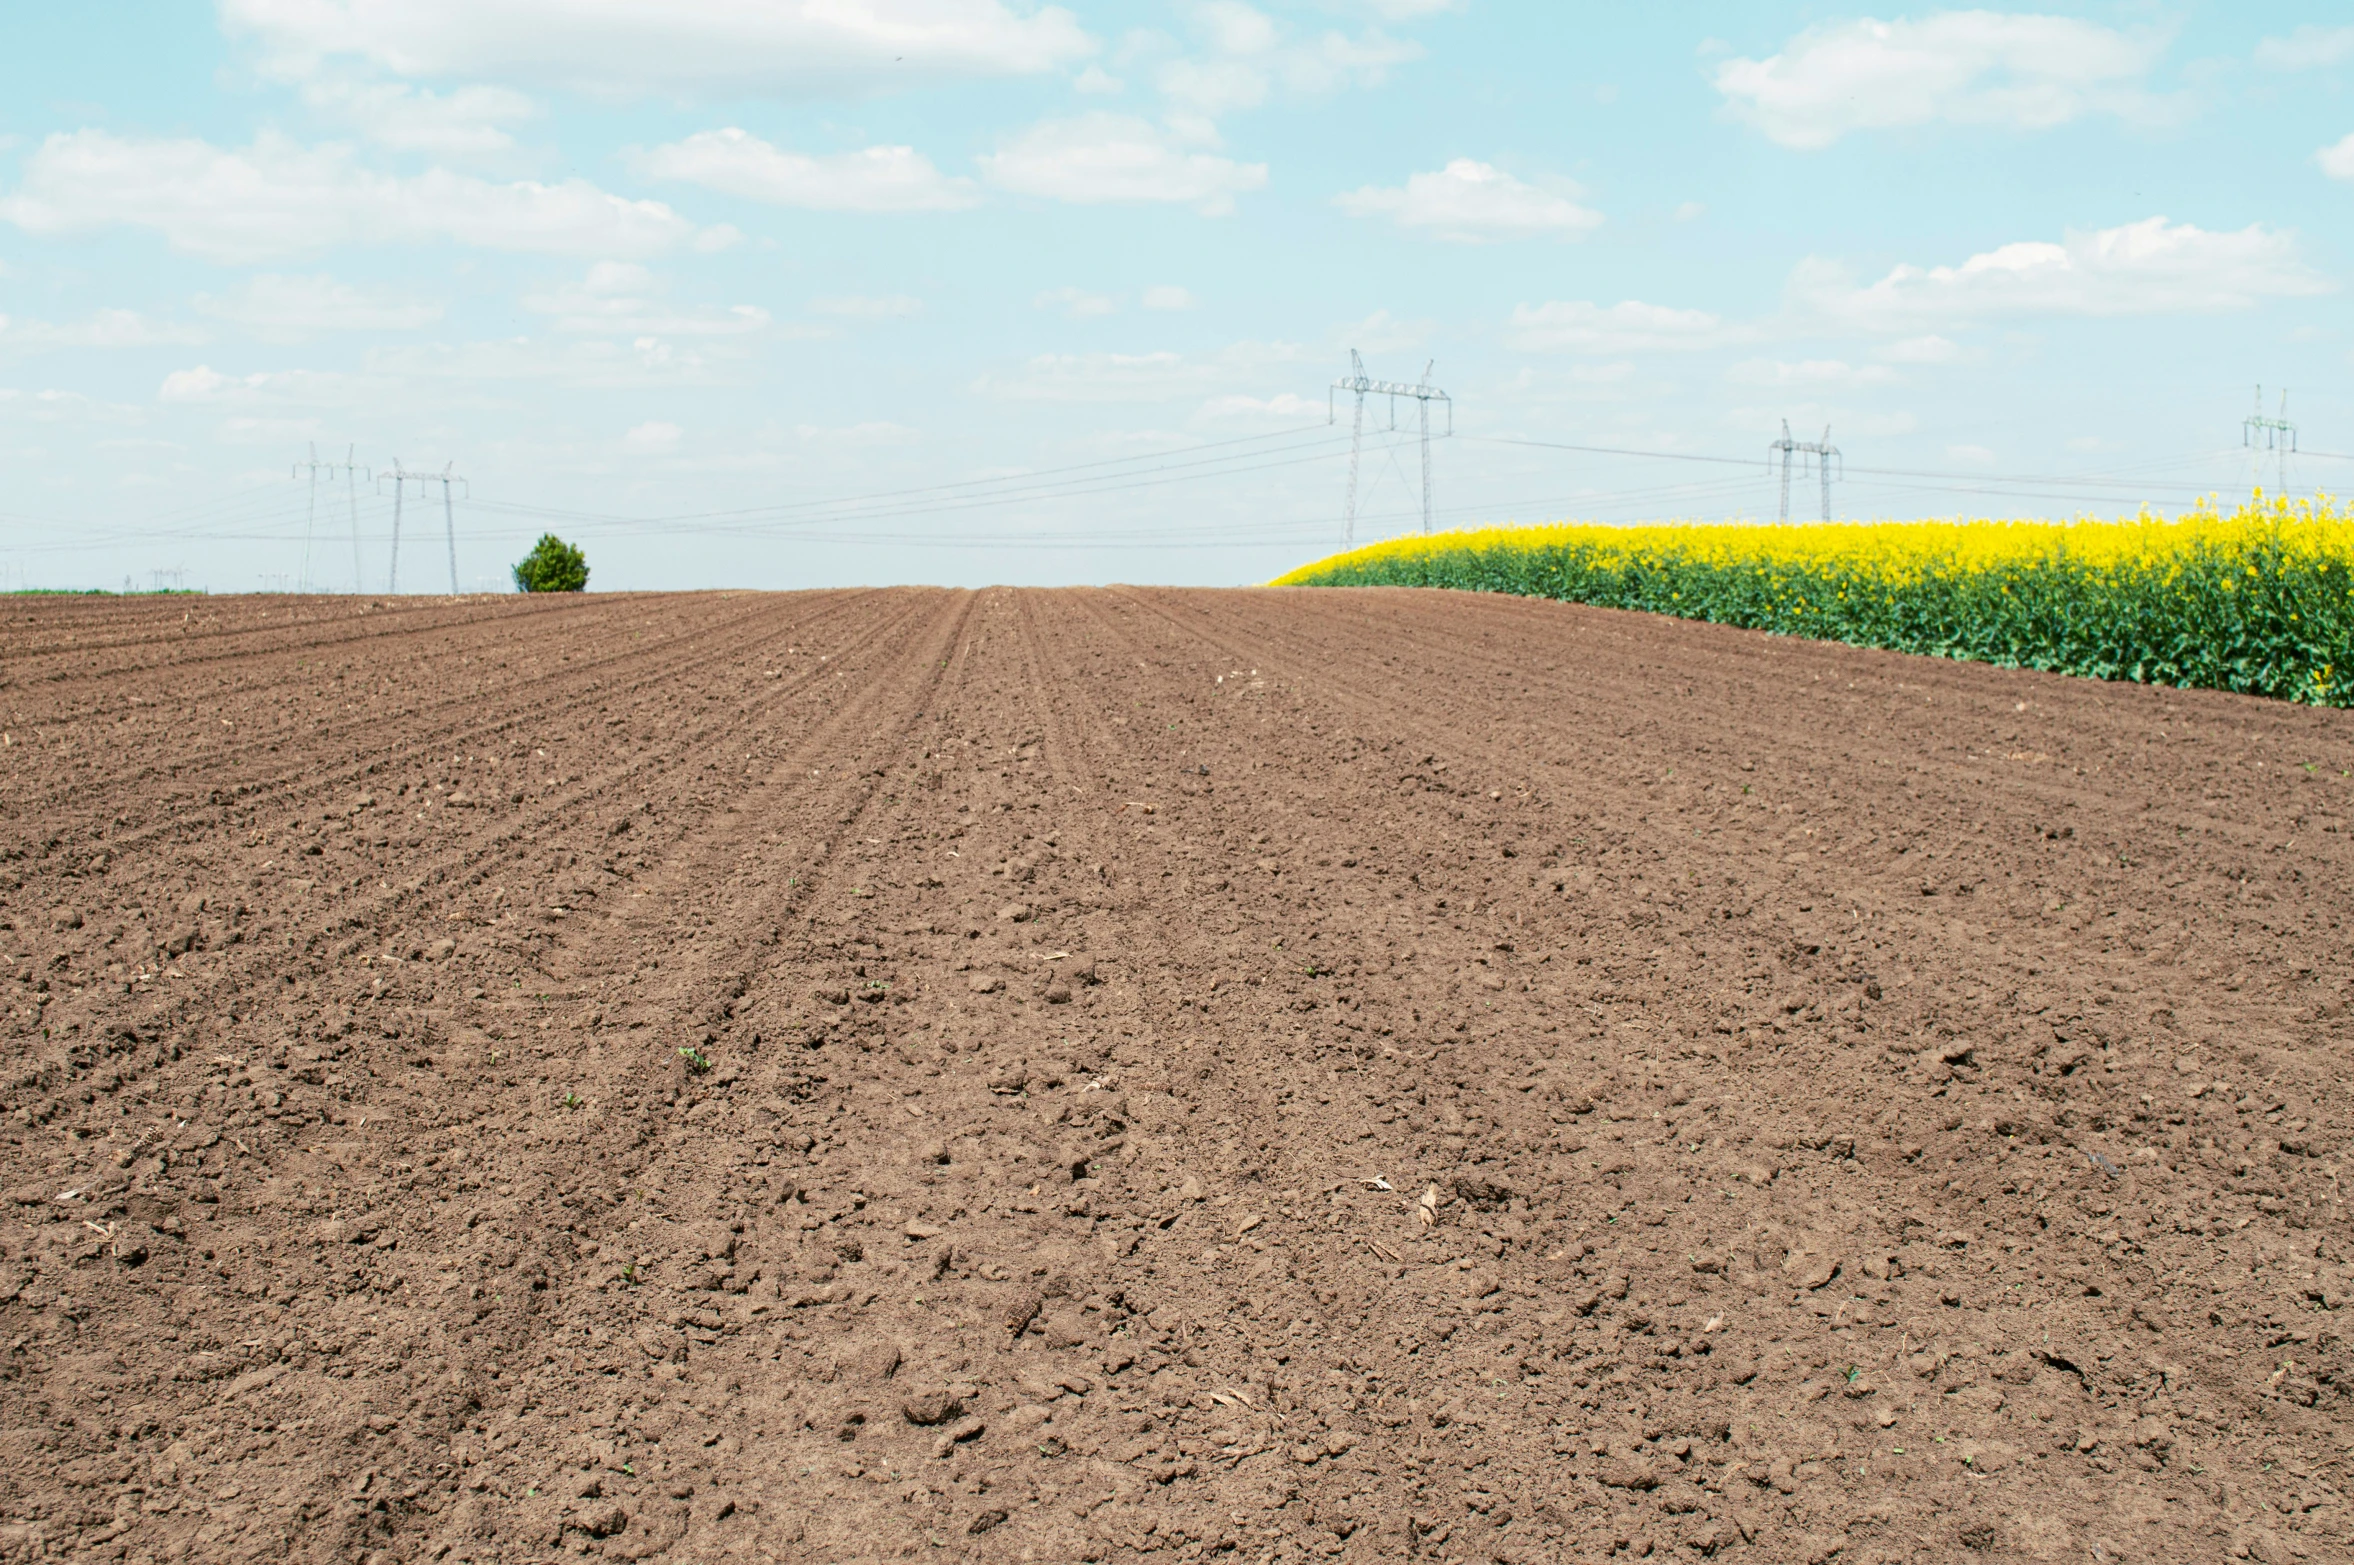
2,586,2349,1564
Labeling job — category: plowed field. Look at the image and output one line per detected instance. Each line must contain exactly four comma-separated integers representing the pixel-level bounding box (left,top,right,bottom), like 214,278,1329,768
3,587,2351,1565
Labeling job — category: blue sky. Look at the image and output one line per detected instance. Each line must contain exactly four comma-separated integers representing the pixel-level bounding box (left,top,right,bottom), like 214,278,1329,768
5,2,2354,591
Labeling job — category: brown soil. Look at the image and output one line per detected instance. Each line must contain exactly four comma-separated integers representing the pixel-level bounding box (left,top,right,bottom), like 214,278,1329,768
3,586,2351,1565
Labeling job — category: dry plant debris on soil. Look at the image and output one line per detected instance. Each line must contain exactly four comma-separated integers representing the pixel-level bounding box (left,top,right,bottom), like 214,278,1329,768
1,586,2350,1565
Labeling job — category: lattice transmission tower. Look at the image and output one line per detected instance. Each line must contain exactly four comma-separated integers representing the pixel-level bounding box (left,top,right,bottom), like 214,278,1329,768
1330,351,1452,545
1768,420,1841,523
2244,385,2296,496
292,443,369,593
378,460,469,595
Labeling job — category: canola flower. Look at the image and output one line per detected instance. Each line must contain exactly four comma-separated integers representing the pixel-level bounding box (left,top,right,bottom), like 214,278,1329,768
1269,495,2354,707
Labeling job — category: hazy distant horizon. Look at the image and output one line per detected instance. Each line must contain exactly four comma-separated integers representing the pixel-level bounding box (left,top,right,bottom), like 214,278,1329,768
5,3,2352,594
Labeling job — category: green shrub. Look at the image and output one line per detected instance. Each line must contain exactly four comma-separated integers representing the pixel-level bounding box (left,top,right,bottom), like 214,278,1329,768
513,533,589,593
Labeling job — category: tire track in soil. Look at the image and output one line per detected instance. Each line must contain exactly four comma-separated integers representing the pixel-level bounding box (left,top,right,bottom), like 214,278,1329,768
341,587,986,1563
2,593,604,679
2,589,873,830
0,589,2348,1565
0,591,962,1563
0,594,639,787
1009,585,2354,1564
4,583,920,1093
419,586,1286,1563
1028,583,1590,1561
3,590,920,1143
9,586,886,978
1158,583,2350,1140
1001,587,1435,1559
1179,584,2354,1091
1106,588,2354,1562
1195,584,2342,907
337,585,988,1561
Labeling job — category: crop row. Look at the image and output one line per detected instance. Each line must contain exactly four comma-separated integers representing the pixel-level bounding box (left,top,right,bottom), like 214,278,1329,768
1272,497,2354,706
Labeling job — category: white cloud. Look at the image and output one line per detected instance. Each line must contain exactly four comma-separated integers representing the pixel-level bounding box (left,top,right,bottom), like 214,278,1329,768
159,363,353,406
1074,64,1123,94
2256,26,2354,71
1334,158,1601,242
159,338,743,400
1141,285,1194,311
621,420,681,454
1190,391,1323,428
1881,333,1966,364
299,78,539,157
1333,308,1430,355
1035,286,1115,319
1195,2,1279,56
1946,443,1997,465
365,335,729,388
1714,12,2168,150
194,273,444,338
1732,403,1918,440
974,339,1306,401
220,415,330,446
1156,58,1273,119
0,130,703,263
2317,133,2354,182
981,350,1188,400
812,294,924,320
220,0,1092,97
791,420,916,444
979,114,1266,213
1154,7,1422,118
1725,358,1897,388
159,365,237,403
1507,299,1735,354
1673,201,1706,222
632,129,979,212
0,387,146,426
0,309,208,349
523,261,772,335
1792,217,2330,330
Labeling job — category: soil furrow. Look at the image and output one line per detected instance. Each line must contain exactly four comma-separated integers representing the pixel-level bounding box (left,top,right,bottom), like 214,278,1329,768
1,590,874,830
0,591,928,1133
0,588,2347,1565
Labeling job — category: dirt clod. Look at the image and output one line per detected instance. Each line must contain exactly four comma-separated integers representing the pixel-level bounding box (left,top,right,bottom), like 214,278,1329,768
1450,1174,1512,1210
1003,1288,1044,1338
1,588,2345,1564
902,1391,963,1427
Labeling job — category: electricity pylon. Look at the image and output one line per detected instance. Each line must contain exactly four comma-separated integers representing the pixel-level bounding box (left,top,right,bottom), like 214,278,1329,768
1768,420,1841,522
292,443,327,593
292,444,370,592
379,460,469,594
1330,351,1453,544
2244,385,2296,496
342,446,366,593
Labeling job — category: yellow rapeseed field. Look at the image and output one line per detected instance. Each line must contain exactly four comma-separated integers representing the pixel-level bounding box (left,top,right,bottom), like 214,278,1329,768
1272,496,2354,705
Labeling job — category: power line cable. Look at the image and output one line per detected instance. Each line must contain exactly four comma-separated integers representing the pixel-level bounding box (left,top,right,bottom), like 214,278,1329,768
472,435,1404,542
1468,434,2250,498
473,422,1344,530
